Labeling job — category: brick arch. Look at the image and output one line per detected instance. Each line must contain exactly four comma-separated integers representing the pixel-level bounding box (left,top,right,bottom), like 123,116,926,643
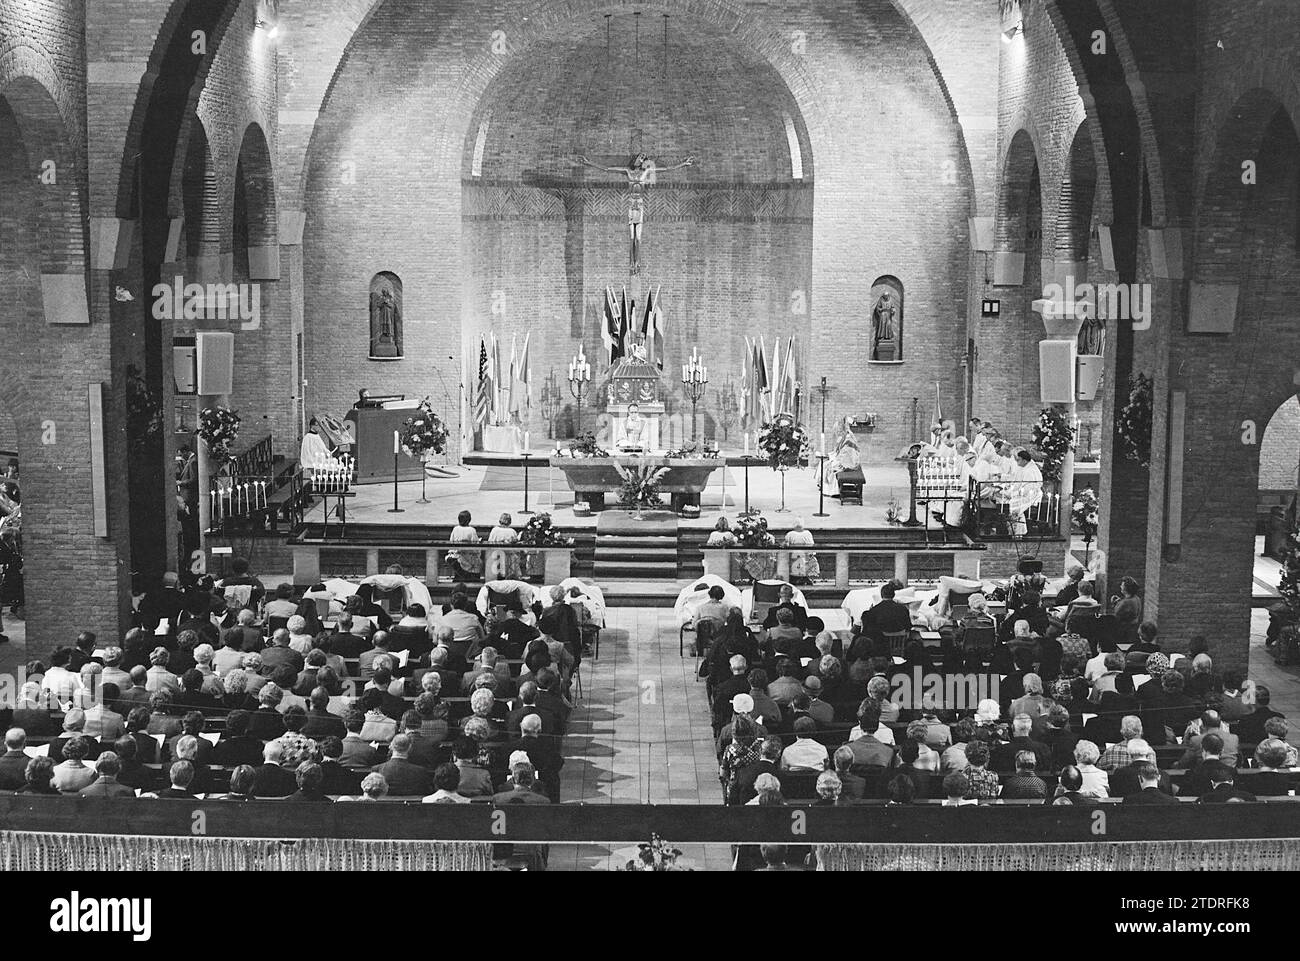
285,0,980,211
233,120,278,252
0,72,88,284
995,126,1044,258
1192,88,1296,288
1054,120,1098,266
181,117,222,262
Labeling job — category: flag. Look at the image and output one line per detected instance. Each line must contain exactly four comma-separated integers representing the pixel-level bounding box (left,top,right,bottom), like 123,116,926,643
642,286,664,371
601,287,624,365
517,331,532,408
781,338,797,414
620,286,632,357
474,338,490,428
504,334,518,419
489,333,501,425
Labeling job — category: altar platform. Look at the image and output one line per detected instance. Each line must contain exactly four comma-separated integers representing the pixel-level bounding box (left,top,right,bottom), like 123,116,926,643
305,448,919,534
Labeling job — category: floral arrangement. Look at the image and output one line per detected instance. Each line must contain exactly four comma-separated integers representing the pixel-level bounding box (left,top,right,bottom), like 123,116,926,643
1117,373,1153,468
519,511,574,547
1031,405,1075,481
1072,486,1099,540
197,406,242,464
558,431,609,458
735,513,776,549
616,463,669,512
398,398,448,458
884,494,902,526
664,442,719,459
757,413,812,471
622,834,689,872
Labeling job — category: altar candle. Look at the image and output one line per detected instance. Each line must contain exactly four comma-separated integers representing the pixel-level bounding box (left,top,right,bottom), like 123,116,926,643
821,432,826,454
744,433,750,455
393,430,400,455
524,431,531,451
209,490,215,522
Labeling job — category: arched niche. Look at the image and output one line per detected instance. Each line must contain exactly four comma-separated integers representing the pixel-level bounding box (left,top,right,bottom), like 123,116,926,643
869,276,904,361
369,271,404,359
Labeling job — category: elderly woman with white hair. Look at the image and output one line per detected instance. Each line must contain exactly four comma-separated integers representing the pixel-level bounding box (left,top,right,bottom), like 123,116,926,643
781,519,820,584
459,688,500,741
1073,739,1110,798
1010,673,1048,718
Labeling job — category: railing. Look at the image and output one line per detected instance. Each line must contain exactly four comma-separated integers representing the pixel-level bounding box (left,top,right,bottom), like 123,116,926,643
290,540,575,587
968,478,1062,539
700,540,983,588
231,433,273,479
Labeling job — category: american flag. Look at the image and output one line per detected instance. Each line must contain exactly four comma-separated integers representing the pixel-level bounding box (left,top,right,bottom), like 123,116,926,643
473,338,490,427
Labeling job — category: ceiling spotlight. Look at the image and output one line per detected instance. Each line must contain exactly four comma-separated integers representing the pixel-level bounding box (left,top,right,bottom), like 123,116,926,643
1002,22,1023,43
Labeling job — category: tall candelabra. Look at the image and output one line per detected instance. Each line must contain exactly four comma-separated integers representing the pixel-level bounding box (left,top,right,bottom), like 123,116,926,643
568,348,591,438
540,369,563,440
682,349,708,444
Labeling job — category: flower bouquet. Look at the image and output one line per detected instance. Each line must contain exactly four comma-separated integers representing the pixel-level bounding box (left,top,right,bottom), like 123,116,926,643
616,463,669,518
558,431,609,458
735,512,776,582
1032,405,1075,482
622,834,689,872
197,406,242,464
757,413,812,471
519,511,575,578
398,398,448,458
1071,486,1100,563
1117,373,1153,468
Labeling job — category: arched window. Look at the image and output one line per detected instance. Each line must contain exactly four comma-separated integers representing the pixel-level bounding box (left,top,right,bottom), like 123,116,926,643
369,272,403,359
869,276,904,361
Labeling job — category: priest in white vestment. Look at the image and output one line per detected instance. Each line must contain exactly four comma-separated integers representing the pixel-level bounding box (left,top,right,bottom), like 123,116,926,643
1001,448,1043,535
299,418,341,480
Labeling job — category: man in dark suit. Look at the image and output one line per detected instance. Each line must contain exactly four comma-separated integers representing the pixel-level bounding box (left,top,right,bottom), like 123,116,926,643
251,743,299,798
339,710,380,770
374,734,433,797
712,656,752,734
318,737,363,795
1178,733,1227,798
991,714,1052,773
78,752,136,797
1235,686,1284,746
997,590,1050,641
0,728,30,789
213,710,265,768
491,762,551,805
139,572,188,633
301,688,347,741
162,712,214,765
761,584,809,631
506,681,559,737
1196,762,1256,803
1037,705,1081,770
533,668,570,733
1121,760,1179,803
735,737,784,804
152,759,198,799
111,736,155,792
504,714,563,802
400,711,445,769
1176,711,1240,768
491,607,542,660
175,597,219,649
260,629,305,677
1109,741,1176,798
326,615,368,659
116,668,152,717
856,580,911,646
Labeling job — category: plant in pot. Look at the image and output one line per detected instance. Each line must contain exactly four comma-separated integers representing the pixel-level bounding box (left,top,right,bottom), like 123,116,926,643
734,512,776,582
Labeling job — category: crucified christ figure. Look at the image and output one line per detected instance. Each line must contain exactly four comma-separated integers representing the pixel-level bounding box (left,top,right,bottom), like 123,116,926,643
574,152,696,273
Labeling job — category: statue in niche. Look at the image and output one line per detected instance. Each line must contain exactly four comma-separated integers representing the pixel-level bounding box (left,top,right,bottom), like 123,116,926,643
574,153,697,274
1078,316,1106,356
869,278,903,361
369,273,403,359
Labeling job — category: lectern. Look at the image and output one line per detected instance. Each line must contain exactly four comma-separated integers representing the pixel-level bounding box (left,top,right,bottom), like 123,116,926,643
345,405,425,483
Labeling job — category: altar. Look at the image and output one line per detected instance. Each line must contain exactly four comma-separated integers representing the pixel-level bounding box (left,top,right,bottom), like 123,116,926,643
553,456,722,511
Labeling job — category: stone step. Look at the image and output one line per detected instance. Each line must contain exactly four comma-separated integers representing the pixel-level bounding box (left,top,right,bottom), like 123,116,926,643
593,547,679,562
592,560,679,578
595,535,679,548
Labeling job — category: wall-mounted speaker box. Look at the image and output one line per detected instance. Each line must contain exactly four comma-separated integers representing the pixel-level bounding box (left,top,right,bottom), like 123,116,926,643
196,331,235,396
1039,339,1077,403
1076,353,1103,401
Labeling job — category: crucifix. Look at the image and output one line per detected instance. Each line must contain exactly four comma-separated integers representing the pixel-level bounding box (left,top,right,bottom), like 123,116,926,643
574,145,696,282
